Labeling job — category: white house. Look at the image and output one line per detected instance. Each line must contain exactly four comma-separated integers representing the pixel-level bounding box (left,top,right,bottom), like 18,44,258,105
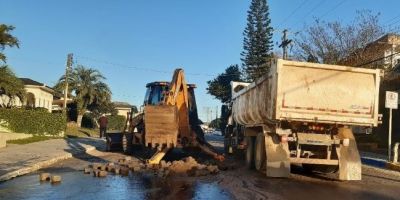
0,78,54,112
113,101,134,118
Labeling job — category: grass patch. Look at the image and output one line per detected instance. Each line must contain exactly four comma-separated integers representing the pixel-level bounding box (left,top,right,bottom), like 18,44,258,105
66,126,99,138
7,136,61,145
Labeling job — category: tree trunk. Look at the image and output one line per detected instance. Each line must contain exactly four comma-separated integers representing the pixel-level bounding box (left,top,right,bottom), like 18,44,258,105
77,114,83,127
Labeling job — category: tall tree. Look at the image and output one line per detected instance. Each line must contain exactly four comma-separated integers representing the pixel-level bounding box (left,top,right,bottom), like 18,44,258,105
0,66,25,107
294,10,384,65
207,65,243,104
241,0,274,81
0,24,19,63
55,65,112,127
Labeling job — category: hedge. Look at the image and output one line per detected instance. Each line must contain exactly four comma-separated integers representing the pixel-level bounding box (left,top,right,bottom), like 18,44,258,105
81,113,126,131
107,115,126,131
0,108,66,136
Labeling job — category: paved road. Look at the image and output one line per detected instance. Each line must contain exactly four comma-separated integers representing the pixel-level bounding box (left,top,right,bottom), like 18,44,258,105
1,134,400,200
204,133,400,200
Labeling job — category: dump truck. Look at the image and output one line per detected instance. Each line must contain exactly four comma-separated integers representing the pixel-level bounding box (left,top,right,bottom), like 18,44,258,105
107,69,223,164
224,59,383,180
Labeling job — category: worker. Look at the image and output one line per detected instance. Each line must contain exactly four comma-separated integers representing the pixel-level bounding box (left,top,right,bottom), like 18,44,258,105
98,114,108,138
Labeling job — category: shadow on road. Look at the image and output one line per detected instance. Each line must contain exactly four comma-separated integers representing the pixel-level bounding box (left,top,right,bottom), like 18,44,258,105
64,138,108,164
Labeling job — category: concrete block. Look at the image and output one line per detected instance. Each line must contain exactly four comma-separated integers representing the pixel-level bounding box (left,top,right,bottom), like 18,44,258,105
113,167,120,175
92,163,101,170
93,170,100,177
39,173,51,181
128,163,136,170
105,165,114,172
120,167,129,176
125,156,132,161
98,170,107,177
118,159,125,164
51,175,62,183
84,167,91,174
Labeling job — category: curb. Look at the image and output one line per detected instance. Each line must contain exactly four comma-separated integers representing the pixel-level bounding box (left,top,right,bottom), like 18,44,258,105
361,153,400,173
386,162,400,172
0,145,96,182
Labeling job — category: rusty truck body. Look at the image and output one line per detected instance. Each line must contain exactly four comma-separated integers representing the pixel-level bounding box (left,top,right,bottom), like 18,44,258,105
225,59,382,180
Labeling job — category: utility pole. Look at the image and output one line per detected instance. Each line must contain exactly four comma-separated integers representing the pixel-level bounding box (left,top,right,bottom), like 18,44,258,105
210,110,213,124
279,29,292,59
216,106,218,121
63,53,73,113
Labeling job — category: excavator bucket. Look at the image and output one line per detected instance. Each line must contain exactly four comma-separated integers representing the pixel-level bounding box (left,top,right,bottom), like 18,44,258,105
144,105,179,148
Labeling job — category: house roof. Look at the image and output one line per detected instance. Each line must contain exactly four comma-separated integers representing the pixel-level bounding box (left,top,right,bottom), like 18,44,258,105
20,78,44,86
19,78,54,93
113,101,133,108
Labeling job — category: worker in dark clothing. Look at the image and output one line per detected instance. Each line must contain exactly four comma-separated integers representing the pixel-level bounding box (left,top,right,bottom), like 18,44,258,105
98,114,108,138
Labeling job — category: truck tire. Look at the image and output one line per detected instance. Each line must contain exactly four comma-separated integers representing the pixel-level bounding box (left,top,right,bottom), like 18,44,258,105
122,133,133,154
224,137,230,154
255,133,266,172
245,136,255,169
106,140,111,152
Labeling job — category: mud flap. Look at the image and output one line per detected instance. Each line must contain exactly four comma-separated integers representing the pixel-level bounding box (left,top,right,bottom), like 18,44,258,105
265,132,290,177
337,128,361,181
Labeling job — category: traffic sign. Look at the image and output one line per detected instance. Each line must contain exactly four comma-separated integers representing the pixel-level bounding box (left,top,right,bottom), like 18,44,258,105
385,91,398,109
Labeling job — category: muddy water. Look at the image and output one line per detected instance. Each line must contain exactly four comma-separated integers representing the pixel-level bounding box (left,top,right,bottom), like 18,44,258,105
0,171,231,200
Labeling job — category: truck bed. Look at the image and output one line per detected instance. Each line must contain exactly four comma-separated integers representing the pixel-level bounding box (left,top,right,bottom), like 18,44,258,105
232,59,382,127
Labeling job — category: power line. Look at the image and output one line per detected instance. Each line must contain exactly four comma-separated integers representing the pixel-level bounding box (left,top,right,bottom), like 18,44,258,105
356,51,400,68
299,0,326,21
278,0,310,29
385,18,400,32
384,14,400,25
318,0,347,19
75,54,256,78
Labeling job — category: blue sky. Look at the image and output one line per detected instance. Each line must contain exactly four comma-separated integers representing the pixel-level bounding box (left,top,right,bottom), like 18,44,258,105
1,0,400,121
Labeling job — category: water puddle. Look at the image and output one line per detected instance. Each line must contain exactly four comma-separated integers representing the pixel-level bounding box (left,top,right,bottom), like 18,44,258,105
0,171,231,200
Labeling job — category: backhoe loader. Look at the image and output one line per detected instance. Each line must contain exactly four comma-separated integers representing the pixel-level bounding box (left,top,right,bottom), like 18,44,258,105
107,68,223,164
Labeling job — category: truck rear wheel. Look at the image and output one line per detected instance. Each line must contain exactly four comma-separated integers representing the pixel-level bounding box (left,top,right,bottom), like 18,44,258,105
122,133,133,154
245,136,255,169
255,133,266,172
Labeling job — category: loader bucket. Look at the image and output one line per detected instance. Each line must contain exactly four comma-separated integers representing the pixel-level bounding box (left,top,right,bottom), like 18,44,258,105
144,105,179,148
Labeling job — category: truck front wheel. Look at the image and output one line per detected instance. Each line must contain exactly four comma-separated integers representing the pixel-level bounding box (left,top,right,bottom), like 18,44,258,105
245,136,255,169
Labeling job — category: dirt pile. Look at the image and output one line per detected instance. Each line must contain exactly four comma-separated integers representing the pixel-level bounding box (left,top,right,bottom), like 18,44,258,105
161,156,219,177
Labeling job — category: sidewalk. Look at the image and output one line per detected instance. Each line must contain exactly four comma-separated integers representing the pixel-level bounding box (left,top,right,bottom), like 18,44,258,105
360,150,400,172
0,137,105,182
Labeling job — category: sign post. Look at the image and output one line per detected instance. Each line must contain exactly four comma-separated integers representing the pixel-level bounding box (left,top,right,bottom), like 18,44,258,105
385,91,398,162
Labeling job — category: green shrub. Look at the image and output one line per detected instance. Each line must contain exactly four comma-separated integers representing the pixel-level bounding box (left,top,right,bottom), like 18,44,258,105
81,113,95,129
81,114,125,131
0,108,66,135
108,115,126,131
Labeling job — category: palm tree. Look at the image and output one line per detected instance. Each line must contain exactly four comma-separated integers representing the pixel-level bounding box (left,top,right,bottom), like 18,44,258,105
0,24,19,63
0,65,25,107
55,65,112,127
